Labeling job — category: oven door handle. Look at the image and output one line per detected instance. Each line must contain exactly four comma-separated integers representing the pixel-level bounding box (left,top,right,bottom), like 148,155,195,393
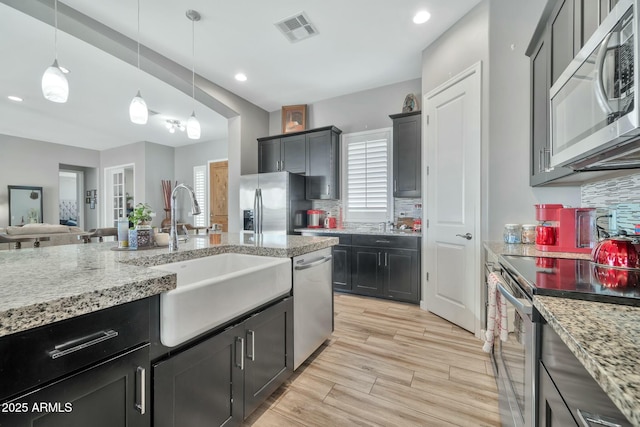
497,282,532,316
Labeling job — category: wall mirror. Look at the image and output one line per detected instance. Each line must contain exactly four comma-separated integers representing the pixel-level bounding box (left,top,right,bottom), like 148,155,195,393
8,186,43,226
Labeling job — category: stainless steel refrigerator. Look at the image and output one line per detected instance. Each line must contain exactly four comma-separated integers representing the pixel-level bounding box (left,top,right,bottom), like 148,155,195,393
239,172,310,234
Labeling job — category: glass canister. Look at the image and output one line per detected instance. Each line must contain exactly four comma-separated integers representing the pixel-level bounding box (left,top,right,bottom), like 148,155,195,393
503,224,522,244
521,224,537,244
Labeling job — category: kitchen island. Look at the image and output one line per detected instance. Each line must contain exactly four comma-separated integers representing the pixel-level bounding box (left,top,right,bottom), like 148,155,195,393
485,242,640,426
0,233,338,337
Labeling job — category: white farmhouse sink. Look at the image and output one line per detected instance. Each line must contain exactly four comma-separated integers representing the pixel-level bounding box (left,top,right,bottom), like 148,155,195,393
151,253,292,347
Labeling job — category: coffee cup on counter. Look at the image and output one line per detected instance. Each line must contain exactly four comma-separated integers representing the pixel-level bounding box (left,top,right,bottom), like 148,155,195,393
324,217,336,228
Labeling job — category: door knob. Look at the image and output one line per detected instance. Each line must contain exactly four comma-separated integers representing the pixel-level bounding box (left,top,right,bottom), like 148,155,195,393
456,233,472,240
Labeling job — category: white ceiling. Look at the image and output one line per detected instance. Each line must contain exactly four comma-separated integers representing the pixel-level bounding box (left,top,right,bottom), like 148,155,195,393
0,0,481,151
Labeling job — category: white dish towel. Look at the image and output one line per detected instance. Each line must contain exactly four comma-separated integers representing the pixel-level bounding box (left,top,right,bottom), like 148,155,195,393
483,272,509,352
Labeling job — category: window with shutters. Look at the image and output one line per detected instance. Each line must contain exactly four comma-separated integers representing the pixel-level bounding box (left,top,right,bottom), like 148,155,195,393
342,128,392,223
193,165,207,227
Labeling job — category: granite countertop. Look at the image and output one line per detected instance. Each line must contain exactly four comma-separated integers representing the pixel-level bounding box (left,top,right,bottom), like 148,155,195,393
484,241,591,260
484,242,639,426
296,227,422,237
534,297,640,426
0,233,337,338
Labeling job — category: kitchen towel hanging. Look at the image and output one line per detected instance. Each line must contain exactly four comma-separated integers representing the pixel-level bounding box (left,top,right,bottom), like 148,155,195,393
483,272,509,352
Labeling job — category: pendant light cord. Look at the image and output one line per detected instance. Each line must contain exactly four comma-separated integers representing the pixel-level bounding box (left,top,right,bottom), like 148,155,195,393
53,0,58,60
191,16,195,108
136,0,141,71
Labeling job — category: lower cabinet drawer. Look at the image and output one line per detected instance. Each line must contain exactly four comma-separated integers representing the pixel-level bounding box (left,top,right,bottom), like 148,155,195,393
0,299,150,402
352,234,419,250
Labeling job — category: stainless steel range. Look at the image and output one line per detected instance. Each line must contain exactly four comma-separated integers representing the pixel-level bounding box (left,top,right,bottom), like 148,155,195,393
490,254,640,427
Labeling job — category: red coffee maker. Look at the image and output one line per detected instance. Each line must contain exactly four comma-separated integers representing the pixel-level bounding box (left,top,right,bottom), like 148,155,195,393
534,204,595,253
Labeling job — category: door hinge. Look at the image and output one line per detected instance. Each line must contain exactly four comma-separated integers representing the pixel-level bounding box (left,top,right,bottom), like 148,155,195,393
426,115,429,125
426,219,429,228
426,166,429,176
426,272,429,281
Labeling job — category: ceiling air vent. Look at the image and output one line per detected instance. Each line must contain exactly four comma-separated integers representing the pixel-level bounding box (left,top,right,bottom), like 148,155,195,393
275,12,318,43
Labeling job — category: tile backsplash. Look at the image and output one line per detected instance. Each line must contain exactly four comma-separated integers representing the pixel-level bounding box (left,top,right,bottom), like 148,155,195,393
310,198,422,230
582,172,640,234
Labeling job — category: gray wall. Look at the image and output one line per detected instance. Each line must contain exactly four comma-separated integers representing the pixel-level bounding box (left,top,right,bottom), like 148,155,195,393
488,0,580,240
421,1,491,244
143,142,175,228
0,134,100,227
268,79,421,136
174,138,228,223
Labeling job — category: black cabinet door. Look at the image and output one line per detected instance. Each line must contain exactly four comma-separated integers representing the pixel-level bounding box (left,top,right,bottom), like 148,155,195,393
259,139,281,173
281,134,306,174
384,248,419,303
392,111,421,198
332,245,352,292
153,326,243,427
351,246,383,296
243,298,293,419
550,0,574,85
538,363,578,426
529,14,574,186
306,130,339,199
1,345,150,427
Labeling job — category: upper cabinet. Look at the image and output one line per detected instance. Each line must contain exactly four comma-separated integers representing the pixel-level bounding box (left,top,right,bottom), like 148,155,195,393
390,111,421,198
526,0,617,186
258,134,306,174
257,126,342,200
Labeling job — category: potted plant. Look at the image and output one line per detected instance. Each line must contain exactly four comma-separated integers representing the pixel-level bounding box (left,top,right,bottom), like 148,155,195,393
128,203,154,249
128,203,153,228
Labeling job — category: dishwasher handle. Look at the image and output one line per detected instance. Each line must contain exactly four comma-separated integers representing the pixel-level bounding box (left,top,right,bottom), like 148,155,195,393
294,255,332,271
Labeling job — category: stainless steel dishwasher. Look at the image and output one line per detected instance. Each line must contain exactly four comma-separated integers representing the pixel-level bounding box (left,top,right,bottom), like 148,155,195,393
293,247,333,369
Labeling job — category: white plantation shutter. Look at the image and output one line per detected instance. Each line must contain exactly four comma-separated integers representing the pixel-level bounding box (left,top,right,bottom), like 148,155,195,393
193,165,207,227
343,129,392,222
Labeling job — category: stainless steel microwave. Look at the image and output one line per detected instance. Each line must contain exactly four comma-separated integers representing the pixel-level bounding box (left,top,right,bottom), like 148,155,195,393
550,0,640,171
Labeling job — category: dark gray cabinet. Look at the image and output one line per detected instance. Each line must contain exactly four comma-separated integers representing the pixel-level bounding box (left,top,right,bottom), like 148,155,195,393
539,322,631,427
538,363,577,426
153,297,293,425
390,111,421,198
0,299,151,427
306,129,341,200
528,0,619,186
258,134,306,174
258,126,342,200
351,235,420,304
1,346,150,427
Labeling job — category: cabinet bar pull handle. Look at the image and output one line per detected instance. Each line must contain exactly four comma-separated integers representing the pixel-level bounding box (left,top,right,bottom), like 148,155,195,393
327,184,330,195
247,330,256,361
235,337,245,370
577,408,622,427
48,329,118,359
375,240,391,244
538,149,544,173
385,252,388,267
135,366,146,415
378,252,381,266
394,179,397,192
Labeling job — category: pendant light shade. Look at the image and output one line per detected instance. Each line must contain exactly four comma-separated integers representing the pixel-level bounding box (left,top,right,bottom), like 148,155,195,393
42,59,68,103
43,0,68,103
187,112,201,139
129,90,148,124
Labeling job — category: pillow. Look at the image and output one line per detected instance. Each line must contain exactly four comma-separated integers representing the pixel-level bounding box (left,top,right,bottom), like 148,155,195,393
6,224,71,235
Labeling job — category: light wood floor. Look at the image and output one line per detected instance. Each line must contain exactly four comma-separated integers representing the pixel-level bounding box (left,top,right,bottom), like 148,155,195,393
244,294,501,427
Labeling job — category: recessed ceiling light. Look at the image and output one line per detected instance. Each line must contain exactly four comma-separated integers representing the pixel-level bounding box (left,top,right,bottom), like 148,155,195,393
235,73,247,82
413,10,431,24
8,95,23,102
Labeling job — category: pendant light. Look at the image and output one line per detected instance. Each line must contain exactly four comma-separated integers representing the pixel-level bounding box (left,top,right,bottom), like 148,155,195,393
186,10,201,140
42,0,69,103
129,0,148,124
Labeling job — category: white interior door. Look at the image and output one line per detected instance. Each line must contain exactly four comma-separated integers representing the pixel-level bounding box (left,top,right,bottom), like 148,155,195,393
423,63,481,333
